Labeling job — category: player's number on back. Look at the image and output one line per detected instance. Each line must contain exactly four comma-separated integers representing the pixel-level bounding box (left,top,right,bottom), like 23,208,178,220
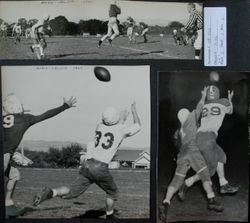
202,106,221,117
95,131,114,150
3,115,14,128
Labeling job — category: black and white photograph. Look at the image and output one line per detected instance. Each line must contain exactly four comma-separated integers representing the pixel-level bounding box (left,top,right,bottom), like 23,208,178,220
0,0,202,60
1,65,151,219
158,71,249,222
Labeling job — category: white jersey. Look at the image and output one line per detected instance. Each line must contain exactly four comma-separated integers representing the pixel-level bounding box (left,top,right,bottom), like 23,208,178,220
0,23,7,31
198,98,232,135
90,123,140,164
13,24,21,34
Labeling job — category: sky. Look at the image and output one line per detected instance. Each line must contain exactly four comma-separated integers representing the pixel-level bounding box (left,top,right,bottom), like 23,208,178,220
0,0,202,25
1,65,151,149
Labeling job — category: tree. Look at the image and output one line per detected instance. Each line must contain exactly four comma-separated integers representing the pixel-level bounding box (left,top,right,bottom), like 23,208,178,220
18,18,28,30
49,16,69,35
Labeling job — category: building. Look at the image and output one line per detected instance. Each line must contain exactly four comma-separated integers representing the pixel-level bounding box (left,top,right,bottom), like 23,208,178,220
109,149,150,169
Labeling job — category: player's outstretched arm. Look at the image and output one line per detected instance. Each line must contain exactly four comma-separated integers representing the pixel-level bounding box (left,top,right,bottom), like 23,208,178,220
29,96,76,125
195,86,208,117
131,101,141,126
227,90,234,114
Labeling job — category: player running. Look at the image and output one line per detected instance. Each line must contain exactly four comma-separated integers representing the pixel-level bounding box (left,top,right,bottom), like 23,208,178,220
126,16,136,44
0,21,8,40
178,85,239,201
98,0,121,47
12,22,22,44
30,14,50,59
2,94,76,218
159,87,223,223
33,102,141,219
139,22,149,43
181,3,202,59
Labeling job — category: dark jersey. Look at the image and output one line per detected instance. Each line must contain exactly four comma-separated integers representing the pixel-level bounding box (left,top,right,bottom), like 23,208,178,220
109,4,121,18
3,103,69,154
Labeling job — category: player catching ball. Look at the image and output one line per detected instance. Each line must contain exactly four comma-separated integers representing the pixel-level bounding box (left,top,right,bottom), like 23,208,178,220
159,87,223,223
33,102,141,219
98,0,121,47
2,94,76,218
178,85,239,201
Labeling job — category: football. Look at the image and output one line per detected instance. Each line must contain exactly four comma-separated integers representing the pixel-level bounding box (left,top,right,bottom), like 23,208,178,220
94,66,111,82
209,71,220,82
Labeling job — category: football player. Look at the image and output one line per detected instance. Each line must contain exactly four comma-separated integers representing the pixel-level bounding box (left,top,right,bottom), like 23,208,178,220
30,14,50,59
159,87,223,223
181,3,202,59
139,22,149,43
12,22,22,44
3,94,76,218
33,102,141,219
126,16,136,44
0,21,8,40
178,85,239,201
172,29,187,46
98,0,121,47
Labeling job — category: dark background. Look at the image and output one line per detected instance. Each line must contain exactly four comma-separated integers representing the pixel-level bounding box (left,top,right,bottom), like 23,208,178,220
0,0,249,223
158,72,249,222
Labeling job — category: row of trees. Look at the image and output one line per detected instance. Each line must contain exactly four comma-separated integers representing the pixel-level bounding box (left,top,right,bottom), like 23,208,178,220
18,143,85,168
1,16,184,36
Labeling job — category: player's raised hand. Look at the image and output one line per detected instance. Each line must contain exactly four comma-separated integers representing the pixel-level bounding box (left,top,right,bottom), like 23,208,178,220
201,86,209,98
63,96,77,108
119,109,130,124
228,90,234,102
131,101,137,111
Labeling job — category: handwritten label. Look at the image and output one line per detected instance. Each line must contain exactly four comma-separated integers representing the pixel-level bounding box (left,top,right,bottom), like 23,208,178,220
204,7,227,66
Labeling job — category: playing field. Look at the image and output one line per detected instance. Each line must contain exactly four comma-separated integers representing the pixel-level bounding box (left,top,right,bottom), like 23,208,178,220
14,168,150,219
0,35,195,60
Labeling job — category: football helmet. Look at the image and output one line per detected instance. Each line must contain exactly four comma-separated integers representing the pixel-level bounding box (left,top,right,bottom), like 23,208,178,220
102,106,119,126
177,108,190,125
3,94,23,114
207,85,220,100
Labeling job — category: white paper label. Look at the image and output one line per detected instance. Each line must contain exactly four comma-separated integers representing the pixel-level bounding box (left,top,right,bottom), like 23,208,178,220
204,7,227,66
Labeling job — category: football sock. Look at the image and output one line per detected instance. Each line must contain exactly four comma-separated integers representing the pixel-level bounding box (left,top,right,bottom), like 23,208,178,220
163,199,170,205
207,192,215,199
106,210,114,215
219,178,228,186
195,50,200,59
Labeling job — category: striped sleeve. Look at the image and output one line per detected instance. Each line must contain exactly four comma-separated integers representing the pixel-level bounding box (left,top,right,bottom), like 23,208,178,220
184,11,203,30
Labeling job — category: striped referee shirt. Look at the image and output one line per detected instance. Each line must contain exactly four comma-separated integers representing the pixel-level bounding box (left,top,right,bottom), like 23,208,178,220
184,9,203,30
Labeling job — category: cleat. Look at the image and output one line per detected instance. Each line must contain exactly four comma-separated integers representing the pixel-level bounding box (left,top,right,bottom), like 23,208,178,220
98,40,102,48
158,202,169,223
208,198,224,212
106,214,119,219
108,39,112,46
33,187,53,206
178,183,188,201
5,205,26,218
220,183,239,195
30,46,34,53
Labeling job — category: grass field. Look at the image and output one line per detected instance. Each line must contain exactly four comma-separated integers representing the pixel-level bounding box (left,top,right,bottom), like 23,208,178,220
13,168,150,219
0,35,195,60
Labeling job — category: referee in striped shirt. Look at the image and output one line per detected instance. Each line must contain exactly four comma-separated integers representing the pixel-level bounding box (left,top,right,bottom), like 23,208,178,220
182,3,203,59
